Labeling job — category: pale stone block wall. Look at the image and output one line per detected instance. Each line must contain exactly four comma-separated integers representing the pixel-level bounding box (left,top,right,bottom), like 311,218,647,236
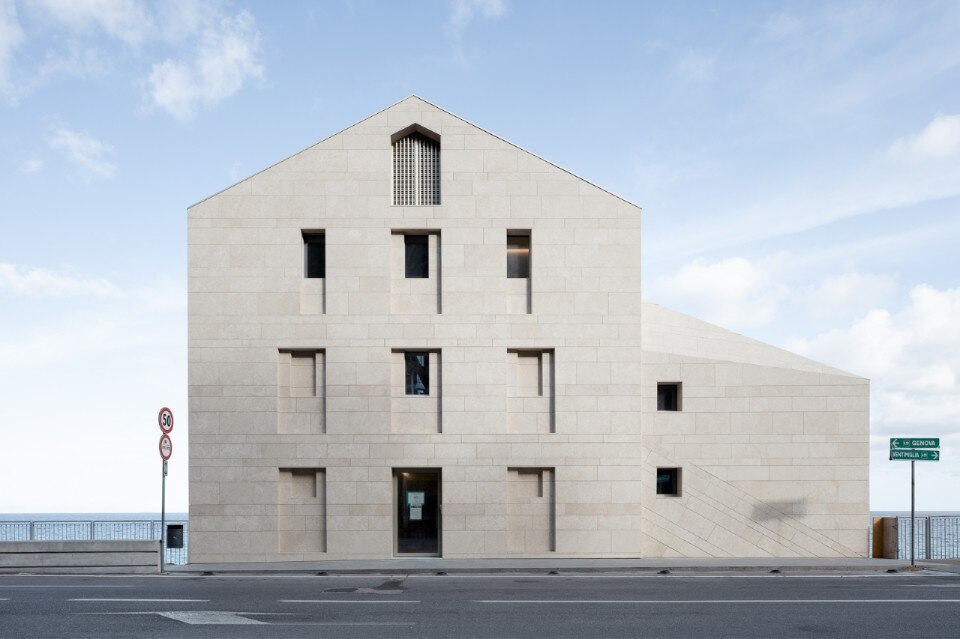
640,303,869,557
187,96,868,562
188,96,645,562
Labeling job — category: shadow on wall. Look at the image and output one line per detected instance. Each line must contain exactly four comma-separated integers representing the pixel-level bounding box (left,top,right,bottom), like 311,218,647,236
752,500,808,522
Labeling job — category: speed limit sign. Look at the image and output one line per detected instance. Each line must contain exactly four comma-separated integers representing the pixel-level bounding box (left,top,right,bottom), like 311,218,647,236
159,434,173,460
158,407,174,433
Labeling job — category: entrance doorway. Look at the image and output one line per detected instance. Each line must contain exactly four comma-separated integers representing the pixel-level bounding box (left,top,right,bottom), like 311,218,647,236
394,469,441,555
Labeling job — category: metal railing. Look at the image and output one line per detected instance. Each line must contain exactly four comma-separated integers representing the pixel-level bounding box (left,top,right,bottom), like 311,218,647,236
896,516,960,560
0,520,188,565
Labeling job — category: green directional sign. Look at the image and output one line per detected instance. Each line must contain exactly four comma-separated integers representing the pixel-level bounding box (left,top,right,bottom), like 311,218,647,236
890,449,940,461
890,437,939,449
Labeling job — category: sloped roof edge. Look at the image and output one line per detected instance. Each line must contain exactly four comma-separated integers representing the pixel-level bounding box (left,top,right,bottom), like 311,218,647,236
641,301,868,380
189,95,643,211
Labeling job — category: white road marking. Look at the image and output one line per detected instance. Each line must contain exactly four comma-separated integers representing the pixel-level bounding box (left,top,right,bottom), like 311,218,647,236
69,598,209,602
0,585,133,588
75,610,415,626
903,584,960,588
158,611,265,625
476,599,960,604
276,622,417,626
280,599,420,603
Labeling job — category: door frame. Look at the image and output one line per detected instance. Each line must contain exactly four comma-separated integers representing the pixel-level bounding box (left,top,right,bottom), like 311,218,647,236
392,467,442,557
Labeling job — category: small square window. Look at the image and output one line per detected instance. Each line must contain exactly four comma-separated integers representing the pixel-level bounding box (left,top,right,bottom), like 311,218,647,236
404,352,429,395
507,233,530,278
404,235,429,278
656,467,681,496
657,382,681,411
303,232,325,278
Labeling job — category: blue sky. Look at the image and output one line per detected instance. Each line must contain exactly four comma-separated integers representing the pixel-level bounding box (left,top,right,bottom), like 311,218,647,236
1,0,958,513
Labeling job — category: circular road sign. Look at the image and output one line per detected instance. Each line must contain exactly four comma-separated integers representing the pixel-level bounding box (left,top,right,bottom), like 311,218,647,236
159,434,173,460
158,407,174,434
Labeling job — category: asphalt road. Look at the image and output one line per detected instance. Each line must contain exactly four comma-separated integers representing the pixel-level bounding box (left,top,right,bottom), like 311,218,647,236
1,572,959,638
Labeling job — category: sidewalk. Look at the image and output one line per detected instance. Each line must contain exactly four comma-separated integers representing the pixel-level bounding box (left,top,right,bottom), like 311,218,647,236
169,556,938,575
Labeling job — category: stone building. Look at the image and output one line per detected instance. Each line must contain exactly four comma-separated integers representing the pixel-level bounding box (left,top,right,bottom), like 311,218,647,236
187,96,869,562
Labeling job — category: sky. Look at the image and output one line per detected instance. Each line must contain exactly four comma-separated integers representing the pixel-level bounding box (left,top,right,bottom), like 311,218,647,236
0,0,958,514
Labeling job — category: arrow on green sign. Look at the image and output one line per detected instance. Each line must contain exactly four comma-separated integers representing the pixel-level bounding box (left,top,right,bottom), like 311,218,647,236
890,437,939,449
890,449,940,461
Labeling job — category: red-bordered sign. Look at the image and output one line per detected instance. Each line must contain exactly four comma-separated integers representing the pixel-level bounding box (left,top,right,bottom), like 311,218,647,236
158,407,174,434
159,434,173,460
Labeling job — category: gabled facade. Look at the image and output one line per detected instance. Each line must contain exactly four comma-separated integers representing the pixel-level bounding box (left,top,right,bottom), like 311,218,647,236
187,96,868,561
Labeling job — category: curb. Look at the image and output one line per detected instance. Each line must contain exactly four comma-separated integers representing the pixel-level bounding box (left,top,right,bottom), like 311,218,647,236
166,564,920,577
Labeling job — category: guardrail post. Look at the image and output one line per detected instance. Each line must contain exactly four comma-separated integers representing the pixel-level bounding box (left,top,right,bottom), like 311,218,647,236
925,517,932,560
29,521,35,541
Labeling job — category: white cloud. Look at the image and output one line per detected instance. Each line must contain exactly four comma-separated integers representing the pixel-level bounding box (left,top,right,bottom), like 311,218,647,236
47,125,116,178
787,284,960,435
762,12,803,39
791,284,960,508
37,41,111,79
647,126,960,263
0,263,122,298
147,9,263,121
0,308,142,370
444,0,507,40
5,1,263,117
648,255,789,329
0,0,25,100
32,0,153,46
888,113,960,161
650,253,902,333
794,272,898,322
19,158,42,174
674,52,715,81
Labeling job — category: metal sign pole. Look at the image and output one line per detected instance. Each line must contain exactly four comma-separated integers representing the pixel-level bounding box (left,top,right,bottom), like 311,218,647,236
910,459,915,567
157,407,174,574
161,459,167,573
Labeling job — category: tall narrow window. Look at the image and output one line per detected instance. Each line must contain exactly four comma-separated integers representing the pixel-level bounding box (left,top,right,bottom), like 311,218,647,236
507,233,530,278
303,232,325,278
404,352,430,396
393,131,440,206
404,234,429,278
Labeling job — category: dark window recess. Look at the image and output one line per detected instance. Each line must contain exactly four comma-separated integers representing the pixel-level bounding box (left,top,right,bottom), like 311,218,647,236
404,235,429,278
656,468,680,496
507,234,530,278
303,233,325,278
405,352,430,395
657,383,680,411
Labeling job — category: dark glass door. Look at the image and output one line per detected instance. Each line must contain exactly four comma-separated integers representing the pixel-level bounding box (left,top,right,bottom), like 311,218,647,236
396,470,441,555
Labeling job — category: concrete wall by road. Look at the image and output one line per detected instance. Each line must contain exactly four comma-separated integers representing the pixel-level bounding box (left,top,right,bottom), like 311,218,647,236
0,541,159,574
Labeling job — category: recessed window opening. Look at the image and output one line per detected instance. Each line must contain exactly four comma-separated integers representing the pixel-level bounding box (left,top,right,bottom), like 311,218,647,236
404,352,430,396
657,382,681,411
303,232,325,278
656,467,681,496
393,131,440,206
404,234,429,278
507,233,530,278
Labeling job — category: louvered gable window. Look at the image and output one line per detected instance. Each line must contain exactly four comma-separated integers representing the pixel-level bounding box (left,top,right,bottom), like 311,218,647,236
392,129,440,206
